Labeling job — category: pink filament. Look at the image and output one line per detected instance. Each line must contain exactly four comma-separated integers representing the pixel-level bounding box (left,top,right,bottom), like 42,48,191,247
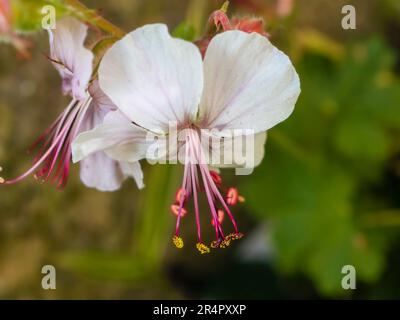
1,96,92,188
174,128,240,244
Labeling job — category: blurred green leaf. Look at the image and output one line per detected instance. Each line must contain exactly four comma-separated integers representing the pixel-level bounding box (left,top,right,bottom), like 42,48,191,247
57,251,155,281
242,38,400,296
172,22,196,41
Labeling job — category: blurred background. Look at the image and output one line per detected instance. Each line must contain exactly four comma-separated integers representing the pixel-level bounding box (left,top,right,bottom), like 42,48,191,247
1,0,400,299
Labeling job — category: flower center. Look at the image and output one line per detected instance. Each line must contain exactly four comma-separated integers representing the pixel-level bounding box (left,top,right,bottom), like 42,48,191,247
171,128,244,254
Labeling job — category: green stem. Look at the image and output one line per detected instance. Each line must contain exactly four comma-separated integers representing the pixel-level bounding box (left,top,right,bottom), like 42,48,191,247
64,0,125,38
132,164,181,267
185,0,209,39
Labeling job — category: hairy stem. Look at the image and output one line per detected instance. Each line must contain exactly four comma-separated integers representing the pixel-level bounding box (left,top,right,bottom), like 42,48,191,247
64,0,125,38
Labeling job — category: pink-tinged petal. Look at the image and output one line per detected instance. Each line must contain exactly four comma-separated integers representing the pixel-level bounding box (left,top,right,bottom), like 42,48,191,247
199,30,300,134
79,152,125,192
88,79,117,114
78,79,118,135
78,100,107,135
80,151,144,191
72,110,150,164
98,24,203,133
49,17,93,100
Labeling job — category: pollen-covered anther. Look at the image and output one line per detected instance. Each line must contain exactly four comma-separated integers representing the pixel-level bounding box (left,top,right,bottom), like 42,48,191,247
196,242,210,254
172,235,184,249
219,238,231,248
226,187,241,206
211,240,222,249
226,232,244,241
170,204,188,217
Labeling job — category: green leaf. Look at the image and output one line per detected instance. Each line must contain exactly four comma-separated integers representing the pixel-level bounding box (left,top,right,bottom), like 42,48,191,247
172,22,196,41
56,251,156,281
241,38,399,295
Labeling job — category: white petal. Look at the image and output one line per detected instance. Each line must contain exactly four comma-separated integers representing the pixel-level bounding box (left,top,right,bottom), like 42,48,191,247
80,152,144,191
80,152,125,192
98,24,203,133
72,110,150,163
88,80,117,114
78,100,108,135
199,30,300,133
49,17,93,100
120,161,145,189
78,80,118,135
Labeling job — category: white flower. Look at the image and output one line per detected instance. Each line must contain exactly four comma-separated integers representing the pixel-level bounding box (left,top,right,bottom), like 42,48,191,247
72,24,300,252
1,17,144,191
48,17,93,101
78,80,145,191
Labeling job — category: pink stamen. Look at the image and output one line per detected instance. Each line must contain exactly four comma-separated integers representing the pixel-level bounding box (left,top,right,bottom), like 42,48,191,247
171,204,187,217
0,96,92,188
175,188,187,204
171,128,243,252
190,163,202,242
226,187,239,206
210,170,222,186
211,209,224,227
174,131,191,237
190,130,222,238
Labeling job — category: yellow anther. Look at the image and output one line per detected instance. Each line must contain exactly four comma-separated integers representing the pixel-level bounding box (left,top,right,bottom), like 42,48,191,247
196,242,210,254
172,235,184,249
226,232,244,241
211,240,221,249
238,195,245,203
219,238,231,248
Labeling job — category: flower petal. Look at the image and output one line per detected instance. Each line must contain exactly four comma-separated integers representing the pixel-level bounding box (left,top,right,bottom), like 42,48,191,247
88,79,117,114
79,152,124,192
80,152,144,191
78,80,118,135
120,161,145,189
49,17,93,100
72,110,150,164
199,30,300,134
98,24,203,133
